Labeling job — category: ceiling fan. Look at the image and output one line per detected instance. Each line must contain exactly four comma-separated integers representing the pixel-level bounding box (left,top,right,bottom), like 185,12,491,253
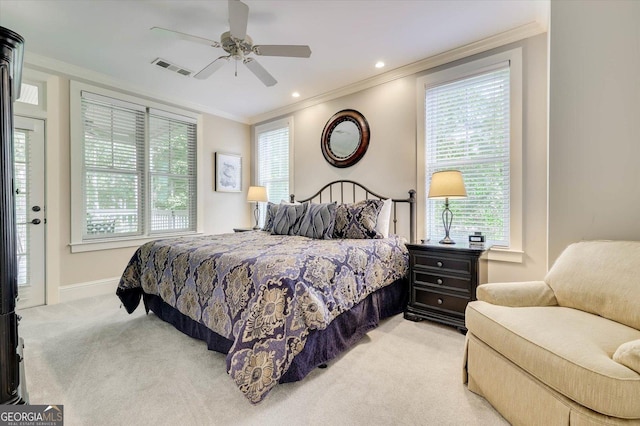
151,0,312,87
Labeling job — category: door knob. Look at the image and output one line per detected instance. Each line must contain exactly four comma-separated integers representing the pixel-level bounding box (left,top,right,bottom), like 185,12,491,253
32,206,41,212
31,218,41,225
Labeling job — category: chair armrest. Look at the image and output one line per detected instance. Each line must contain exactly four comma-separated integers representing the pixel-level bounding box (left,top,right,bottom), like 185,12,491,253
477,281,558,307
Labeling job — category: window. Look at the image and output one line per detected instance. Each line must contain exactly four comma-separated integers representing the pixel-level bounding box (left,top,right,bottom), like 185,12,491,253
17,82,40,106
417,49,522,256
254,117,293,225
15,80,46,115
70,82,198,251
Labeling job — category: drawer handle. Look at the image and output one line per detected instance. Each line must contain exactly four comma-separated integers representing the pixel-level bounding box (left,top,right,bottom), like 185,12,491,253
436,261,443,267
437,298,444,305
436,278,443,285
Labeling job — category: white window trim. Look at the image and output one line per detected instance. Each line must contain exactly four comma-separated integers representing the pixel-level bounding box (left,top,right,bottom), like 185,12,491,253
416,48,523,263
253,116,295,195
69,81,202,253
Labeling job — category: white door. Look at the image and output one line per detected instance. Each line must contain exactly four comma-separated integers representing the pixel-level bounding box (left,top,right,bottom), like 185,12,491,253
14,116,46,308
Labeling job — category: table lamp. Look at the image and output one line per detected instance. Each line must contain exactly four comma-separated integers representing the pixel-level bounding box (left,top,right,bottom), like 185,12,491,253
428,170,467,244
247,186,268,229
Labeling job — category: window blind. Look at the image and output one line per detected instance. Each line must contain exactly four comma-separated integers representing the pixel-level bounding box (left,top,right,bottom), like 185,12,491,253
425,65,511,246
256,124,289,225
80,91,197,240
149,110,197,233
81,92,145,239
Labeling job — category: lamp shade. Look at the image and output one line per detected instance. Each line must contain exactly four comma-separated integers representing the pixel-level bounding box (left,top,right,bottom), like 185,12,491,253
247,186,268,202
428,170,467,199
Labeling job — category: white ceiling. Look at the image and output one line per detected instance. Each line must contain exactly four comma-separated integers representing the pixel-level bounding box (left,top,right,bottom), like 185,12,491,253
0,0,548,123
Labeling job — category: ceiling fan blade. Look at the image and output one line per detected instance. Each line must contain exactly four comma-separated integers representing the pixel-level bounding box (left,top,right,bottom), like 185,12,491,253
253,45,312,58
243,58,277,87
228,0,249,40
151,26,220,48
194,56,230,80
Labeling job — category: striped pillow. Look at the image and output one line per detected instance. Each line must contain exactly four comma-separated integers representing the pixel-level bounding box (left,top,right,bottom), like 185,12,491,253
263,202,279,232
297,202,338,239
271,202,308,235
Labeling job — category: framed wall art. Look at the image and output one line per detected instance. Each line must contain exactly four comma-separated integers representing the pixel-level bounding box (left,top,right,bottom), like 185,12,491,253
214,152,242,192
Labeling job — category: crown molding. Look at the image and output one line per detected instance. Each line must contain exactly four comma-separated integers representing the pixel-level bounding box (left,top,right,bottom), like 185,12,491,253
248,21,546,125
23,52,250,124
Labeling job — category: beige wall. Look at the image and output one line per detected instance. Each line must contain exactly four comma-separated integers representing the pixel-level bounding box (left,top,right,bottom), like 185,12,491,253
548,1,640,264
261,33,548,283
37,74,249,303
200,114,252,236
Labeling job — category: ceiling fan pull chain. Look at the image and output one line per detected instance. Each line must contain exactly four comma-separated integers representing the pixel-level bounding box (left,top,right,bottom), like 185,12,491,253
235,59,238,77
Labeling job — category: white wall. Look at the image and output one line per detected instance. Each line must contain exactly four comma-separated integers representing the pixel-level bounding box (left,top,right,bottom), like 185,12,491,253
548,1,640,264
22,71,250,303
261,33,549,283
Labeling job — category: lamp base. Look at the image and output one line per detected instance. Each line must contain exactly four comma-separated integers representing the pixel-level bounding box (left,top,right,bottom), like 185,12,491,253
439,236,456,245
253,203,260,230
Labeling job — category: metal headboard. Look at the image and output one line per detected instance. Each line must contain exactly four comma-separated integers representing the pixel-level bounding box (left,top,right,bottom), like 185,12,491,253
290,180,416,243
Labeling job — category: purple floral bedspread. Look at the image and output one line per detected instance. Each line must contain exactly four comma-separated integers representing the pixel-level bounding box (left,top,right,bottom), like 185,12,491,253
117,231,408,402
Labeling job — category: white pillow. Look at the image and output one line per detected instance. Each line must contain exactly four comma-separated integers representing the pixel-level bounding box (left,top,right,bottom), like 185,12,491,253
613,339,640,374
281,199,301,205
374,198,392,238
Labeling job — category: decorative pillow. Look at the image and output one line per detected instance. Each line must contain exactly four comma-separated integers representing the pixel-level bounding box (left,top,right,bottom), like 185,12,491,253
263,202,278,232
297,202,338,239
613,339,640,374
374,198,392,238
333,199,384,239
271,202,308,235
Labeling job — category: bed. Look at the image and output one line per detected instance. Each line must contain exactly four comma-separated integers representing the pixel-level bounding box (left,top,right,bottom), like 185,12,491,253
117,180,416,403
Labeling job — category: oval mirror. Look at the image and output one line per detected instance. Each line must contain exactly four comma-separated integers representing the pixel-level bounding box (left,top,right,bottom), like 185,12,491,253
321,109,370,168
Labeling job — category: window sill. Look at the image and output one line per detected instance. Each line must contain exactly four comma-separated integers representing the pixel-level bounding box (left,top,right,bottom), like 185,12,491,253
69,232,202,253
485,247,524,263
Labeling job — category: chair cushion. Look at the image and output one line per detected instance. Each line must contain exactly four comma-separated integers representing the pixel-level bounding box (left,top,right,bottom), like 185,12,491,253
545,240,640,330
466,301,640,418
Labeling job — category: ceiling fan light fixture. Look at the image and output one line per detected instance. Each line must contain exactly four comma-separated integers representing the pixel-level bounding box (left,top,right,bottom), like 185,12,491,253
150,0,311,87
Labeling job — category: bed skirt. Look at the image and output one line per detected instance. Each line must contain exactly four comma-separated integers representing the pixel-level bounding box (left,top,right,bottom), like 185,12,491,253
141,278,407,383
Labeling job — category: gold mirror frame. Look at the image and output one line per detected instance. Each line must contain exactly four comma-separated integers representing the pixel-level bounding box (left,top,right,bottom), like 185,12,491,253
321,109,370,168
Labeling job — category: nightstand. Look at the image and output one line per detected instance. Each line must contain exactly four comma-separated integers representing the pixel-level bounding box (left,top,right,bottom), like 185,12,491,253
404,242,488,332
233,227,256,232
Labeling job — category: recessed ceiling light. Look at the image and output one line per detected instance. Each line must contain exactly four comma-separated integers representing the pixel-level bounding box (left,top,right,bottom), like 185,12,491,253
375,61,385,69
292,92,300,98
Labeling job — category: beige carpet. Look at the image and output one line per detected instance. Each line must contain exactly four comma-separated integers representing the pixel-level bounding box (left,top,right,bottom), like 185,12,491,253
17,294,507,426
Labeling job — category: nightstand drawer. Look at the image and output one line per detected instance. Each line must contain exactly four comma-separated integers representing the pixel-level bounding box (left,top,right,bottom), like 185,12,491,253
412,288,468,315
412,253,471,274
413,270,470,294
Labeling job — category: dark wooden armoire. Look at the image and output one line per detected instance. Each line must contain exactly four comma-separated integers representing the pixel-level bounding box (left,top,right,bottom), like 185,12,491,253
0,25,28,405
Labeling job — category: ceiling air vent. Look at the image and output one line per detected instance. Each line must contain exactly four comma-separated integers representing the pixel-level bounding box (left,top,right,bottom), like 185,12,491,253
151,58,193,77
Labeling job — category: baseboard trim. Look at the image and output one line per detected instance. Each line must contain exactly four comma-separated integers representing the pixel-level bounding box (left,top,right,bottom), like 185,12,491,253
58,277,119,303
